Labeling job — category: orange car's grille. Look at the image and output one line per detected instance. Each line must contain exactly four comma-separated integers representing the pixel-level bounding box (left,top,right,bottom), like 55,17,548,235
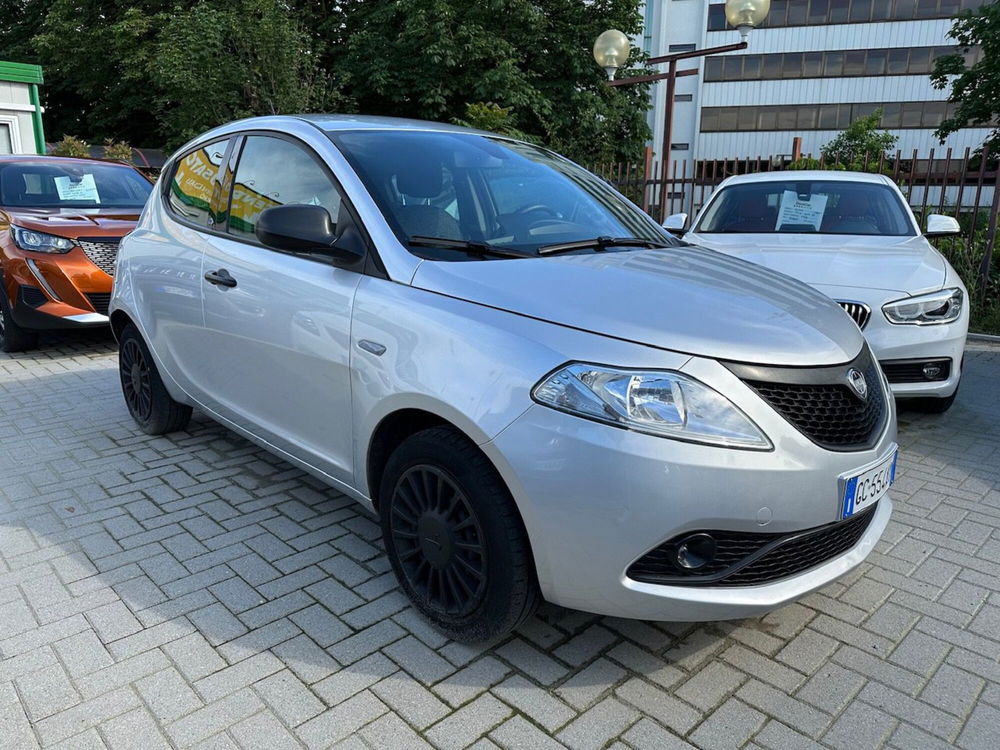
77,238,121,277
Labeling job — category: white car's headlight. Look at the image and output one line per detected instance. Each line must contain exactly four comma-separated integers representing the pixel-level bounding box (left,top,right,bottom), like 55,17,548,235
11,226,75,254
532,363,771,450
882,287,963,325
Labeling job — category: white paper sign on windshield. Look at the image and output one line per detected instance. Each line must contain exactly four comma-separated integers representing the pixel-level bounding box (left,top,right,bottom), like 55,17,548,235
776,190,827,230
54,173,101,203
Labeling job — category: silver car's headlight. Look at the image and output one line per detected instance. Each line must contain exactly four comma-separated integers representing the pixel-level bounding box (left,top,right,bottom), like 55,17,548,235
532,363,771,450
882,288,963,325
11,226,74,254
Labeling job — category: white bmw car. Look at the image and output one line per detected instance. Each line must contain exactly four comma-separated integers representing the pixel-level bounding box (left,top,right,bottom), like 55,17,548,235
672,171,969,412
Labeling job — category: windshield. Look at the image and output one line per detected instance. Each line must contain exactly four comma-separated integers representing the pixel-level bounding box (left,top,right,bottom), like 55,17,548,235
329,130,676,258
696,179,916,237
0,161,152,208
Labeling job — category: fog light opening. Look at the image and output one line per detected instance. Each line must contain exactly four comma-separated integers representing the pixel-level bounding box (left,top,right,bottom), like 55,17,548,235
674,533,717,570
922,362,943,380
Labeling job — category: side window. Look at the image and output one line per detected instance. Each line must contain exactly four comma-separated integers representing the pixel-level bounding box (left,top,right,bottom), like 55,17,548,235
227,135,342,241
167,139,231,228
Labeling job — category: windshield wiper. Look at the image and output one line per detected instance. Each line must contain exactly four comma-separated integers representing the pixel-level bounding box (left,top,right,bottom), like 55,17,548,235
537,236,675,256
408,236,531,259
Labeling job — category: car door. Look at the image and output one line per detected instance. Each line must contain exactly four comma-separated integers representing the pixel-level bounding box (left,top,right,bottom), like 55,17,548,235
197,132,364,485
129,136,235,394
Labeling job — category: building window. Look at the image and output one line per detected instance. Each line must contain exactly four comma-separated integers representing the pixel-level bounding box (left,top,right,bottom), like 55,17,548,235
675,93,694,102
707,0,985,29
702,46,976,82
700,101,959,132
669,43,697,52
672,143,691,150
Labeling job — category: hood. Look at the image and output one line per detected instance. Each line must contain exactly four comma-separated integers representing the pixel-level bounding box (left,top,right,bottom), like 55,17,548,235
685,232,946,294
2,207,141,238
411,246,863,366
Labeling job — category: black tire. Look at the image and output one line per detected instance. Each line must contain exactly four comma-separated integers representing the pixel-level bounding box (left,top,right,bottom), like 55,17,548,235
0,288,39,353
379,426,540,643
908,387,958,414
118,324,192,434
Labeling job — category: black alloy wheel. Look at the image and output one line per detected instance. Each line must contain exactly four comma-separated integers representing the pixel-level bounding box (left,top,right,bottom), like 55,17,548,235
379,426,539,642
0,286,39,353
117,324,192,434
120,336,153,423
388,465,487,618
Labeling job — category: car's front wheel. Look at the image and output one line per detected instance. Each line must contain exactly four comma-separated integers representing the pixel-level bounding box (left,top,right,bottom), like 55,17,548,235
909,386,958,414
379,426,539,643
0,288,39,353
119,324,192,434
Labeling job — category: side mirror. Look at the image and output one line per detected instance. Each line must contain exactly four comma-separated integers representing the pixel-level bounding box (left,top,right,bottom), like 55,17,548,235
663,212,688,235
256,204,364,263
925,214,960,237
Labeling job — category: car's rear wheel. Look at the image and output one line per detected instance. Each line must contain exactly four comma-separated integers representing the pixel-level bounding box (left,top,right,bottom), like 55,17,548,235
379,426,539,643
119,324,192,434
0,288,39,353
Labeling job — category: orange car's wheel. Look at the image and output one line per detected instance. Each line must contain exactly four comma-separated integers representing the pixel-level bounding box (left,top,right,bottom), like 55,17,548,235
119,324,192,434
0,287,39,353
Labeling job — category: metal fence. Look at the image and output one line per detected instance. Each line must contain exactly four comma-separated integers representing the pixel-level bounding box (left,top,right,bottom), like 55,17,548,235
586,145,1000,296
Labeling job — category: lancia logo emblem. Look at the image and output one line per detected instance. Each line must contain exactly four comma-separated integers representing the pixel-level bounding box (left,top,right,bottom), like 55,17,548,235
847,368,868,400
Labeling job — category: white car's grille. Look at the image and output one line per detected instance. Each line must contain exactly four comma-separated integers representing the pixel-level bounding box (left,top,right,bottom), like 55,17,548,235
77,239,121,277
836,300,871,330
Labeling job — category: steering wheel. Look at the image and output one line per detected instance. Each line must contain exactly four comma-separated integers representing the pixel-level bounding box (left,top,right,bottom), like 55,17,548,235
514,203,559,219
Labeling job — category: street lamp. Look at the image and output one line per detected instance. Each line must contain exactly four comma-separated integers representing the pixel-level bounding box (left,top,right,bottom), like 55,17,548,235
595,0,770,218
593,30,631,81
725,0,771,41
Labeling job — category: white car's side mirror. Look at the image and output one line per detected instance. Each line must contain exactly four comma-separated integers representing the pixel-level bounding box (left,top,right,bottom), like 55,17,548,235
663,213,688,235
925,214,961,237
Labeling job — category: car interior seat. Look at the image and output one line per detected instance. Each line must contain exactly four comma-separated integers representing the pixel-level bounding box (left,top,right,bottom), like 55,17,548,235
823,192,879,234
392,158,461,240
725,191,777,232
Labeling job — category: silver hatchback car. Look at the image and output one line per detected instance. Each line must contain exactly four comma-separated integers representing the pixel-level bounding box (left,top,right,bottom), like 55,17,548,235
110,115,896,641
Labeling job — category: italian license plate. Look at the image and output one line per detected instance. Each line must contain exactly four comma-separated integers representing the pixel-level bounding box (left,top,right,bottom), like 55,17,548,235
841,449,897,519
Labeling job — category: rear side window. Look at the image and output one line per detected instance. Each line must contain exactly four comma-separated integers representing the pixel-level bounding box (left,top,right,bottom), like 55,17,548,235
226,135,342,240
166,139,231,228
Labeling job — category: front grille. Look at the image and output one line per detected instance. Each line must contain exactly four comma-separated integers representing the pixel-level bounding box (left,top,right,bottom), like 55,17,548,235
836,300,871,330
881,358,951,383
77,238,121,276
85,293,111,316
627,506,877,587
727,347,887,452
20,286,47,307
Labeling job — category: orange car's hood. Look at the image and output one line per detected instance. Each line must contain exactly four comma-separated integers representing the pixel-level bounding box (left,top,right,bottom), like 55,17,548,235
2,207,141,238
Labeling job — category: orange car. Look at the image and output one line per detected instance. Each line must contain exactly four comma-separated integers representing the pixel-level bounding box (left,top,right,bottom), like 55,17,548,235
0,155,153,352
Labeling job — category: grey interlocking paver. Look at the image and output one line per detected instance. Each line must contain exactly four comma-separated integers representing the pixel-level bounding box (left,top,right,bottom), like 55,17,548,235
3,334,1000,748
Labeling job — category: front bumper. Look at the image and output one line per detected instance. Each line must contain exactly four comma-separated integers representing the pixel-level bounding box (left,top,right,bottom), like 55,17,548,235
481,359,896,621
865,317,966,398
3,254,112,330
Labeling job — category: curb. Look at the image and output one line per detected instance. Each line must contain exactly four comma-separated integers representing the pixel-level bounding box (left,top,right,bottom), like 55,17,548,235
968,332,1000,344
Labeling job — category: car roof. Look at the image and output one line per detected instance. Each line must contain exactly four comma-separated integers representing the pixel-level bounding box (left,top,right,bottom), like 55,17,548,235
293,113,493,136
718,170,892,187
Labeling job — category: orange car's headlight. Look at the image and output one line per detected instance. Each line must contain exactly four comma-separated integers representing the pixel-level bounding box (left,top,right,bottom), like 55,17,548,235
11,226,74,254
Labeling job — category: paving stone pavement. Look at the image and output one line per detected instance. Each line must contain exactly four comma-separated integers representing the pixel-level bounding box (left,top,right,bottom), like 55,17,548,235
2,329,999,749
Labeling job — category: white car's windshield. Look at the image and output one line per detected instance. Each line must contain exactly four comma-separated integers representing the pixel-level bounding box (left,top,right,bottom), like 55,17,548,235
696,180,916,237
329,130,677,258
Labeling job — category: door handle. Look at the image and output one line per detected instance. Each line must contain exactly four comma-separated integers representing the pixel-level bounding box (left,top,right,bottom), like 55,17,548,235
204,268,237,288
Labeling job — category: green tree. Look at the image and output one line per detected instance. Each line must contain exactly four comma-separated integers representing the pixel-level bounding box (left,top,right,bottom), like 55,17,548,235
819,109,898,167
30,0,166,146
930,1,1000,154
151,0,335,147
330,0,651,162
5,0,653,162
